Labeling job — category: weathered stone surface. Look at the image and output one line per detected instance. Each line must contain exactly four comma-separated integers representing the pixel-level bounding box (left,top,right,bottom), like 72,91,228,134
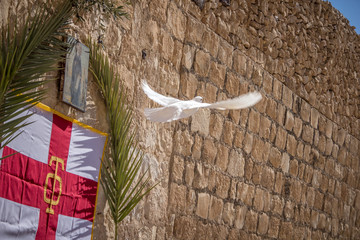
194,50,211,77
196,192,210,219
234,205,247,229
6,1,359,239
227,149,245,177
191,108,210,136
208,196,223,222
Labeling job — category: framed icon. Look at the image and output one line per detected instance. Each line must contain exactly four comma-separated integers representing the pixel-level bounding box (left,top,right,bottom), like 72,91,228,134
63,38,89,112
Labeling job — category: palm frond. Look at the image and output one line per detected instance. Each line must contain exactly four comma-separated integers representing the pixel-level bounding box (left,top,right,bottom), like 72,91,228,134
88,40,157,240
0,0,73,151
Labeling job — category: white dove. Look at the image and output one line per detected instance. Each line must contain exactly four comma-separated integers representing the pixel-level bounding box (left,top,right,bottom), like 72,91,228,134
142,80,262,123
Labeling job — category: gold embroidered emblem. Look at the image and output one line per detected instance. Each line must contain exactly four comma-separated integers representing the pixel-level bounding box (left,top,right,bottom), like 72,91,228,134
43,156,64,214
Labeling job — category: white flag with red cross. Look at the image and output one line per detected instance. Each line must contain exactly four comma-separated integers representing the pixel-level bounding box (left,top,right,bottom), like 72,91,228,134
0,103,107,240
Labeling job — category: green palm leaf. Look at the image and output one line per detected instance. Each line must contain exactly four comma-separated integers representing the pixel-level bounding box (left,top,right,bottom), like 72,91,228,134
88,40,157,240
0,1,73,154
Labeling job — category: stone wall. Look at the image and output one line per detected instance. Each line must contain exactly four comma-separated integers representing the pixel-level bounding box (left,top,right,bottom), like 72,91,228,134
2,0,360,239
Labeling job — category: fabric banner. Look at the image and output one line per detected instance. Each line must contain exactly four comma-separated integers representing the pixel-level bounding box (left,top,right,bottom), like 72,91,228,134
0,103,107,240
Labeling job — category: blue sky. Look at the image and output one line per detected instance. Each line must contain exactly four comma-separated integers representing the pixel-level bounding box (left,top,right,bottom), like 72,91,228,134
327,0,360,34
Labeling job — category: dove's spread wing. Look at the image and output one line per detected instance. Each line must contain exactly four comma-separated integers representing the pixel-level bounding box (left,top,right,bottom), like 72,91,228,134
142,80,180,106
206,92,262,110
144,106,182,122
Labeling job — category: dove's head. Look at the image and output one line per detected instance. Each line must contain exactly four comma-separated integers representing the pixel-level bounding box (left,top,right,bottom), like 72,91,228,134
193,96,203,102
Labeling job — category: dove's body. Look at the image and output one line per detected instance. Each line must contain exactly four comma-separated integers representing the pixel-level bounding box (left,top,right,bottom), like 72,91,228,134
142,81,262,122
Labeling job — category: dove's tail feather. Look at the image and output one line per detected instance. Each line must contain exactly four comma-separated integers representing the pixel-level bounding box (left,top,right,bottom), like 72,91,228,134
144,106,181,122
209,92,262,110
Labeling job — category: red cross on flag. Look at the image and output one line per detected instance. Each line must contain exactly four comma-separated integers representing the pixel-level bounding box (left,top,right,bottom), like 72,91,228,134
0,103,107,239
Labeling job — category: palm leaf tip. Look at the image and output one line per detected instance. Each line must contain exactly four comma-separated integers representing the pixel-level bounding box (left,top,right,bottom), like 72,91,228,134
88,39,157,239
0,0,73,152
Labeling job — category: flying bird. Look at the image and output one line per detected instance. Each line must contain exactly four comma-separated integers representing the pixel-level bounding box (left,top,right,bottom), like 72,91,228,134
142,80,262,123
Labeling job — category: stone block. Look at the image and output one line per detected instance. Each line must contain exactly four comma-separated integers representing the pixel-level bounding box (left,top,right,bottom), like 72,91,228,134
296,141,304,159
262,73,273,95
186,189,196,215
252,65,263,87
208,196,223,222
253,188,265,211
215,144,229,172
167,2,186,40
310,108,319,128
248,109,260,134
194,50,211,77
237,182,255,206
257,213,269,235
325,120,333,139
271,195,285,216
284,110,294,131
233,127,245,149
276,104,286,126
243,132,254,154
160,30,174,61
259,115,271,139
268,216,280,238
239,108,249,128
222,120,235,146
201,138,217,164
279,221,293,240
251,163,262,185
227,149,245,177
185,16,204,45
302,124,314,144
215,172,230,199
313,191,324,210
209,113,224,140
173,155,184,182
181,44,196,71
293,117,303,138
261,166,275,190
209,61,226,88
173,216,197,240
204,82,218,103
191,108,210,136
325,138,333,156
281,152,290,173
202,29,219,57
185,161,195,186
244,210,258,233
289,159,298,177
174,129,194,156
196,192,210,219
284,200,295,220
193,163,209,189
267,122,276,143
286,134,297,157
266,97,277,120
275,127,287,150
254,95,267,114
226,72,240,96
234,205,247,229
251,136,267,163
300,100,311,123
274,172,284,194
180,71,197,99
192,134,202,160
218,39,233,67
310,210,319,229
233,50,247,77
273,79,282,100
282,85,293,109
222,202,235,226
169,183,187,213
